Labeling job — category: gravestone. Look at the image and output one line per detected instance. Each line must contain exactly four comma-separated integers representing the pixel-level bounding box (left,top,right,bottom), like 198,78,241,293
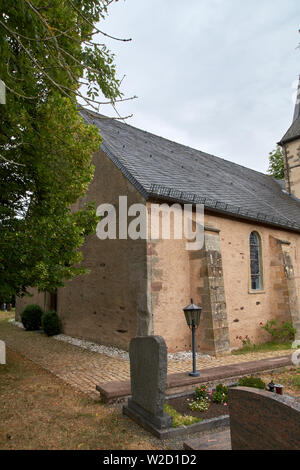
123,336,172,433
0,340,6,364
229,386,300,450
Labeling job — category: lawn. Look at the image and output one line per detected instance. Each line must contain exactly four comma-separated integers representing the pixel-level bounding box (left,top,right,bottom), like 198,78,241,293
0,309,15,321
258,366,300,399
231,341,294,355
0,348,160,450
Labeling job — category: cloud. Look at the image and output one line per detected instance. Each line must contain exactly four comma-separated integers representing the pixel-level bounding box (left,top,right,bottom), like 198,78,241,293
88,0,300,173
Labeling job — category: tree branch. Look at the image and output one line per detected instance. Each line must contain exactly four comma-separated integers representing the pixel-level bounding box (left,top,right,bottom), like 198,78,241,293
68,0,132,42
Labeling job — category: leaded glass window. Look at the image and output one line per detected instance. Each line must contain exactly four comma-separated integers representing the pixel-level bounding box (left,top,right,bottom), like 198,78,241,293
250,232,262,290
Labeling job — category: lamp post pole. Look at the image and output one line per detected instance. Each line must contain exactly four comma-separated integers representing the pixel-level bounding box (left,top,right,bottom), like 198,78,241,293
190,321,198,377
189,319,199,377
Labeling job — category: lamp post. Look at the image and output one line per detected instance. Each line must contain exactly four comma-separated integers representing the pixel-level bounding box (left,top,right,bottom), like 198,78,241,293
183,299,202,377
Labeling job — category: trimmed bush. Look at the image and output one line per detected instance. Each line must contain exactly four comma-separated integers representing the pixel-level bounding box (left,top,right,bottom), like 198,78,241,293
237,376,266,390
42,310,61,336
21,304,43,331
212,383,228,404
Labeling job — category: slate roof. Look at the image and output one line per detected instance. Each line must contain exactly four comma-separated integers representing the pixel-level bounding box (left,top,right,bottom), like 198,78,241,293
81,109,300,232
280,76,300,144
280,115,300,144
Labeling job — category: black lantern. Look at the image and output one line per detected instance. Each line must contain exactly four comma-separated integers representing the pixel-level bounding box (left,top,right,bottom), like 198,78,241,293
183,299,202,377
267,380,275,393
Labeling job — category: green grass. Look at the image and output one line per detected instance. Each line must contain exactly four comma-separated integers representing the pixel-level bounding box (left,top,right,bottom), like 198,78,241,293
281,368,300,390
290,374,300,389
163,403,202,428
232,341,293,355
0,309,15,322
237,376,266,389
0,349,160,450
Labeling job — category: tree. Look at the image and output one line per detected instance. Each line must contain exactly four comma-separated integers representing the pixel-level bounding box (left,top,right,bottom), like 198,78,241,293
0,0,131,300
267,146,284,180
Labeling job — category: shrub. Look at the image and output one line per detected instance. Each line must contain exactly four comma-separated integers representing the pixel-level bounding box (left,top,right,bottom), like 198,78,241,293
238,376,265,389
42,310,61,336
194,385,208,400
212,384,228,404
260,319,296,343
21,304,43,331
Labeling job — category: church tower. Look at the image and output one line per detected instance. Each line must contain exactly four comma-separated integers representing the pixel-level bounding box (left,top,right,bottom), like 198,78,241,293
279,76,300,199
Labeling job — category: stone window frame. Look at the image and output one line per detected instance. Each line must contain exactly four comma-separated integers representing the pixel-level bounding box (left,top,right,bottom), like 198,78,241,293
248,231,264,293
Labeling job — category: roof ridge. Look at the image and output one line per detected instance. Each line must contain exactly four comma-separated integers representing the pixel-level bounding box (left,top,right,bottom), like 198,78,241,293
80,108,300,233
80,108,268,179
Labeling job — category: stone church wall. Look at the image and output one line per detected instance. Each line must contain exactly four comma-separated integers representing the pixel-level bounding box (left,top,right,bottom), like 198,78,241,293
205,213,300,348
16,149,150,351
148,209,300,353
16,152,300,354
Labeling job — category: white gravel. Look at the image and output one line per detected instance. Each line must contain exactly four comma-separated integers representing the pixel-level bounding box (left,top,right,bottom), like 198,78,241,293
8,319,212,361
8,319,24,329
54,334,130,360
168,351,212,361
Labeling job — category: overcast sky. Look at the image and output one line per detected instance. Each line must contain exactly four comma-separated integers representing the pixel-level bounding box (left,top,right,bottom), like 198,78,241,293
90,0,300,174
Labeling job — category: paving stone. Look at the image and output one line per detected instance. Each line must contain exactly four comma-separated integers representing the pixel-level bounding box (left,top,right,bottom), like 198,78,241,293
0,320,294,399
183,429,231,450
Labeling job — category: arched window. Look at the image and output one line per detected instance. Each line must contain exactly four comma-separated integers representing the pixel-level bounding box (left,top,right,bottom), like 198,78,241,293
249,232,262,290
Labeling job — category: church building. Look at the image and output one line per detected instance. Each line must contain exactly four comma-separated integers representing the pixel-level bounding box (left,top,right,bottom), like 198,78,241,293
16,77,300,355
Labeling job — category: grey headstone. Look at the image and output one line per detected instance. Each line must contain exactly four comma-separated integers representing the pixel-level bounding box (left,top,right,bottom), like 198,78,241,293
124,336,172,430
0,340,6,364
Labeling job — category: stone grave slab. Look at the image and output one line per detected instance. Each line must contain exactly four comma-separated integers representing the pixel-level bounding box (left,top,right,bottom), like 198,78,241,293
123,336,172,433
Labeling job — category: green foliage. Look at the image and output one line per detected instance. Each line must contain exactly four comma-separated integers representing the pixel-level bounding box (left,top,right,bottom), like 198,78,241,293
267,146,284,180
0,1,122,299
290,373,300,389
42,310,61,336
188,397,210,412
237,376,266,389
194,385,208,400
236,335,252,348
212,384,228,404
21,304,43,331
163,404,202,428
232,341,293,355
260,319,296,343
